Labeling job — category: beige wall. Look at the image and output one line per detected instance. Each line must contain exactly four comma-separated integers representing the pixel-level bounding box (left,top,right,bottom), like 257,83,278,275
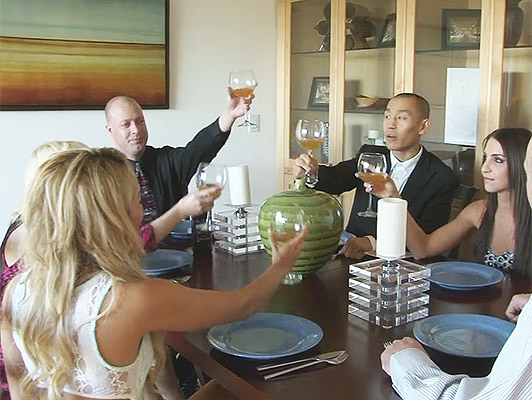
0,0,278,232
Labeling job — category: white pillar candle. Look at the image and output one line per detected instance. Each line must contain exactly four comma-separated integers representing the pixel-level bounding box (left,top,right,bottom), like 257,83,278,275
368,129,380,139
228,165,251,206
376,198,407,260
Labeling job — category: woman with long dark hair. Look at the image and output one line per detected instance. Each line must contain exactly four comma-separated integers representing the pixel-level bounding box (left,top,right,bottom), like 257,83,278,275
369,127,532,276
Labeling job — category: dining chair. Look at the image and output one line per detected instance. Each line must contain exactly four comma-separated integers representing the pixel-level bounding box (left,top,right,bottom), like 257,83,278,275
447,183,479,259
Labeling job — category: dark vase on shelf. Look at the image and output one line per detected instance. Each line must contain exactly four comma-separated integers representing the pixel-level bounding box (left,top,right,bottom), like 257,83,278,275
505,0,524,47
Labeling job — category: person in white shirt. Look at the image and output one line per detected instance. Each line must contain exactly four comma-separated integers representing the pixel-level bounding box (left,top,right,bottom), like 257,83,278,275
380,133,532,399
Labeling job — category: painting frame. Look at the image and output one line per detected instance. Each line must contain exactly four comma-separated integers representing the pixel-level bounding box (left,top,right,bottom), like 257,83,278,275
442,9,481,50
377,13,396,48
308,76,330,109
0,0,169,111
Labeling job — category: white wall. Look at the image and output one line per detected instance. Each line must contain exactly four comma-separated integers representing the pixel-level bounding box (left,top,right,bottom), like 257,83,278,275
0,0,278,232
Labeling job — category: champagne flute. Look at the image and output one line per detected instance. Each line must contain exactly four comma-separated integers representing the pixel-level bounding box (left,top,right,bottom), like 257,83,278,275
295,119,326,188
195,162,227,231
357,153,387,218
228,69,258,127
270,209,307,285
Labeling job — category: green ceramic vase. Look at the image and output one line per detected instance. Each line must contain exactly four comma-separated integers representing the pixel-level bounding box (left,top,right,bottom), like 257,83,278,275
258,178,344,274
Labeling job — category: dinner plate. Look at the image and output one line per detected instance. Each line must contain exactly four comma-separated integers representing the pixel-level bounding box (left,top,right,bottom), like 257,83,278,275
142,249,193,277
207,313,323,359
170,220,192,240
413,313,515,358
427,261,503,290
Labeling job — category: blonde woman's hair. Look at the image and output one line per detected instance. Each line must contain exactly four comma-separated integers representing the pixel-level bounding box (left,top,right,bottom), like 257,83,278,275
24,140,89,189
3,147,165,399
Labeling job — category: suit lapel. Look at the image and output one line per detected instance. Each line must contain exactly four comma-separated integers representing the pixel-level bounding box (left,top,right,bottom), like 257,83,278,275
401,148,436,199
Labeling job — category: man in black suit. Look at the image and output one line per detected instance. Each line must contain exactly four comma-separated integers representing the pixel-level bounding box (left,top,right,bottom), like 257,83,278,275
294,93,459,259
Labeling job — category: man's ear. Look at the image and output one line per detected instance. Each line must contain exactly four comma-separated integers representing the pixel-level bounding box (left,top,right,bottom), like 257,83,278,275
420,118,431,135
105,123,112,136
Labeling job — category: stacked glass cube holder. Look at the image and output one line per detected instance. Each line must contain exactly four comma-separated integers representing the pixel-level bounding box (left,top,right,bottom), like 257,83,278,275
212,205,264,255
348,258,431,329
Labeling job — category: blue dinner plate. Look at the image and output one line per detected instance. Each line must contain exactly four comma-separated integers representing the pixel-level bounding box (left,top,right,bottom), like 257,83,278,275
414,313,515,358
207,313,323,359
427,261,503,290
170,220,192,240
142,249,193,277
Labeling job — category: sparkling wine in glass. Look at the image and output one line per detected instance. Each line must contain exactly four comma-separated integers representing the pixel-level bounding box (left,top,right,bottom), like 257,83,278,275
195,162,227,231
357,152,387,218
295,119,326,188
229,69,258,127
270,209,307,285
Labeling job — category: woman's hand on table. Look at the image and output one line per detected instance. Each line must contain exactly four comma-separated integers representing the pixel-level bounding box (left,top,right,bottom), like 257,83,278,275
506,293,531,322
380,337,426,376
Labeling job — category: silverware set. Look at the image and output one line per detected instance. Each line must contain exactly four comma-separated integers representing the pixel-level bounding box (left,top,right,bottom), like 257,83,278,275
256,350,348,380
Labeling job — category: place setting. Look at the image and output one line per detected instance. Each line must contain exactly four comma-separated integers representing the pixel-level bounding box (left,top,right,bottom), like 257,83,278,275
425,260,504,291
206,312,348,379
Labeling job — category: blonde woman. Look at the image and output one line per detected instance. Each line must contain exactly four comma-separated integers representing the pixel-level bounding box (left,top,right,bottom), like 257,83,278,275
1,148,306,399
0,141,218,398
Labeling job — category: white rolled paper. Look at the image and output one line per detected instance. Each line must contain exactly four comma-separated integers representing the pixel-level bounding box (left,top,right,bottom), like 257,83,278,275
376,198,407,260
228,165,251,206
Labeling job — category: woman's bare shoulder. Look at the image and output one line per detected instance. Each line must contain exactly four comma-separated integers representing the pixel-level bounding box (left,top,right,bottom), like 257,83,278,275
459,199,487,227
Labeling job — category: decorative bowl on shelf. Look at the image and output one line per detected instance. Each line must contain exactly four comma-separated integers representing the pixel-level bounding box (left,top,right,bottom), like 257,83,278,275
355,95,378,107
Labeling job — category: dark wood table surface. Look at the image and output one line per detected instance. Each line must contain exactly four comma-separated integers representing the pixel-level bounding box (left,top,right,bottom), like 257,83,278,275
166,251,532,400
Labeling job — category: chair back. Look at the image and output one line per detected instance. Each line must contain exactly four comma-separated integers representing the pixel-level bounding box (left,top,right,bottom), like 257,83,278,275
447,183,479,258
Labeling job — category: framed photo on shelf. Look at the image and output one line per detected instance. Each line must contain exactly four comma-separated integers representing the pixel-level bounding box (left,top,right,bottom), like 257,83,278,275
442,9,481,50
0,0,169,110
377,13,396,48
308,76,330,109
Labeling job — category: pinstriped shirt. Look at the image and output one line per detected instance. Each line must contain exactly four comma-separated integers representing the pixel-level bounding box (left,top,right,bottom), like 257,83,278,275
390,300,532,399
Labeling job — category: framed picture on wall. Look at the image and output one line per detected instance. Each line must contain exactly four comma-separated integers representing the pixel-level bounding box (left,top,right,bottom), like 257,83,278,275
0,0,169,110
442,9,481,50
308,76,330,109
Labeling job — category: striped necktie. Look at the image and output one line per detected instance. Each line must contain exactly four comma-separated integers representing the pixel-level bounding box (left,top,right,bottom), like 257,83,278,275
134,163,158,224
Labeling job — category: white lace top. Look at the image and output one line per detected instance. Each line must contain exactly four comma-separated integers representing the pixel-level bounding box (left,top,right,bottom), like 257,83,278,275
10,272,154,399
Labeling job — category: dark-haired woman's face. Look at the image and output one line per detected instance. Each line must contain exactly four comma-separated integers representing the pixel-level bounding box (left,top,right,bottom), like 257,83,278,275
481,138,510,194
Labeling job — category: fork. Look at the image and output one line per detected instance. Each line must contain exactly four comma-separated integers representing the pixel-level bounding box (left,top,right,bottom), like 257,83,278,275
383,341,393,349
260,351,348,380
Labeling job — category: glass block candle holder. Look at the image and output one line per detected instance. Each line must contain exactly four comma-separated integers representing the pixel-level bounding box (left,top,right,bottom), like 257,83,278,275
212,206,265,256
348,258,431,328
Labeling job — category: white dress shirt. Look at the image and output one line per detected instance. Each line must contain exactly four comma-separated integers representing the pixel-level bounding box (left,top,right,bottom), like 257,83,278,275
390,299,532,399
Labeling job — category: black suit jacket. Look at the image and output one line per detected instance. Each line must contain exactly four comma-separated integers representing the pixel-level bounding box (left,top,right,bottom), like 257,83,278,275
315,145,459,237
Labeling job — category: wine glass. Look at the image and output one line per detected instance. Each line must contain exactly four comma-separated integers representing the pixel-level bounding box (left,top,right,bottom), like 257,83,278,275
195,162,227,231
228,69,258,127
270,209,307,285
357,153,387,218
295,119,326,188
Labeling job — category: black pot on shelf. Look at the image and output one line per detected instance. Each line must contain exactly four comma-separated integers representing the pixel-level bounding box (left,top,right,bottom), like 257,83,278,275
505,0,524,47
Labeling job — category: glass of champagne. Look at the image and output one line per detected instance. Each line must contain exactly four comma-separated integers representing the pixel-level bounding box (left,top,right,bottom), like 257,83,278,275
357,152,387,218
270,209,307,285
295,119,326,188
228,69,258,127
195,162,227,231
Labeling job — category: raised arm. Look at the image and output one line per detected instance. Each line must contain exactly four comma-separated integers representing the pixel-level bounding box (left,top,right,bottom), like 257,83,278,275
148,186,220,244
122,227,308,334
369,177,482,259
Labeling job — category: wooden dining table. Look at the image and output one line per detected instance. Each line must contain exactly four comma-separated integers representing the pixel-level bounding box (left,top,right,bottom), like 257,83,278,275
165,250,532,400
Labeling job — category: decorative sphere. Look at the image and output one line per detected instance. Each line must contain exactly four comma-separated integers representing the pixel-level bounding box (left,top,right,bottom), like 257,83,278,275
258,178,344,274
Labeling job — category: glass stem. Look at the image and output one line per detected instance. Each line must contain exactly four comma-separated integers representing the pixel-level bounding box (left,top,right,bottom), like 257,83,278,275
367,193,373,212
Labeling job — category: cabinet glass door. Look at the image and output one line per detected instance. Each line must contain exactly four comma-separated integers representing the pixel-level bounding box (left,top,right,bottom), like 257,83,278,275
501,0,532,129
290,0,332,163
414,0,482,186
343,0,396,160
